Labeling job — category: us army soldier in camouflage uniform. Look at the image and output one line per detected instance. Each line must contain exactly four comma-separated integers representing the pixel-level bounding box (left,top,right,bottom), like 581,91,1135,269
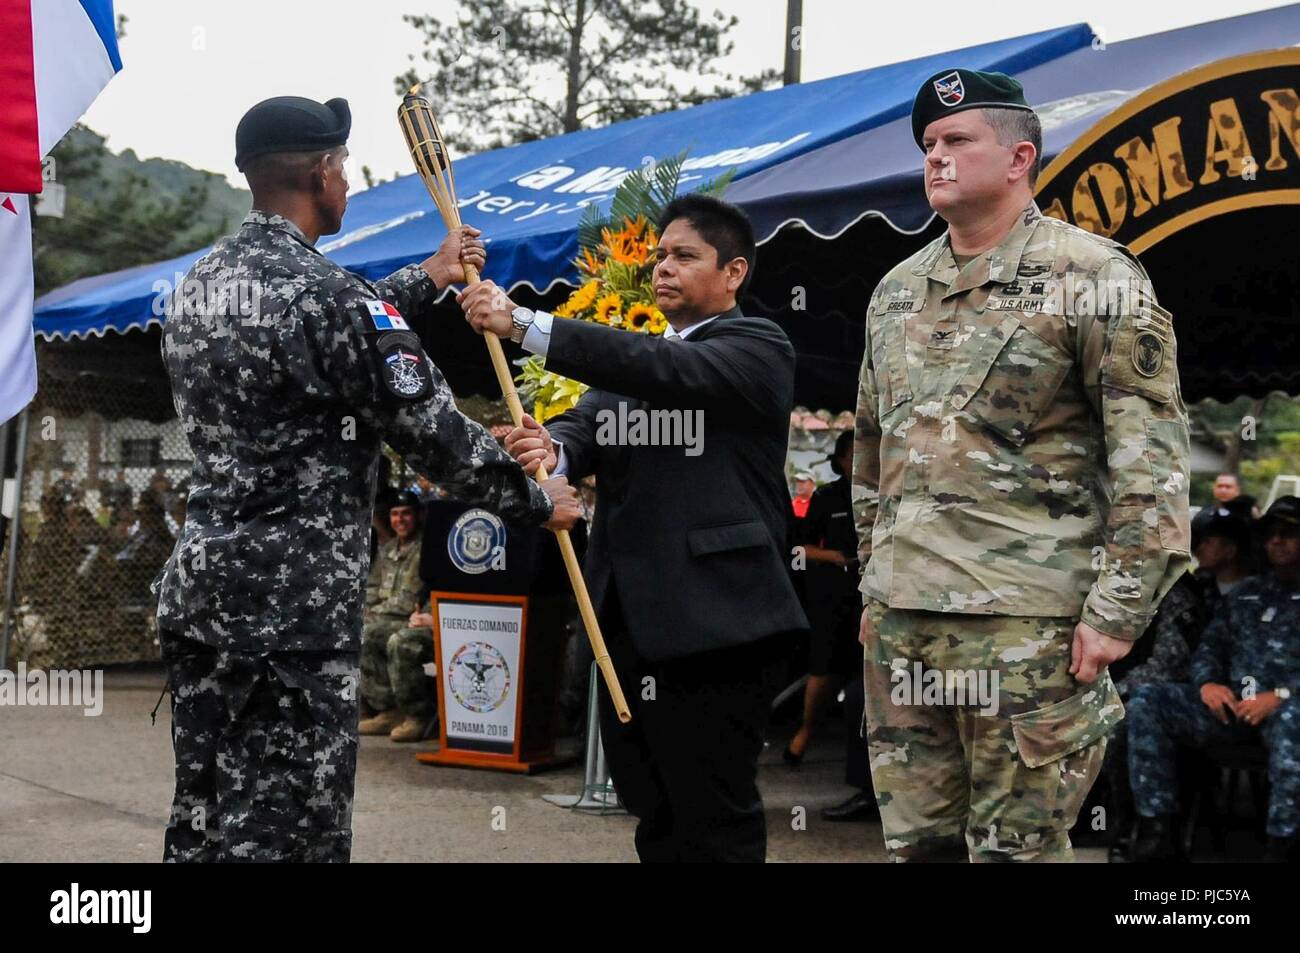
852,70,1191,862
155,96,579,862
359,491,437,742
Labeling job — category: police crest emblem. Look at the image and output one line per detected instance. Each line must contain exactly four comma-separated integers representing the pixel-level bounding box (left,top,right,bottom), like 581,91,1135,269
448,508,507,574
375,329,431,400
384,349,428,397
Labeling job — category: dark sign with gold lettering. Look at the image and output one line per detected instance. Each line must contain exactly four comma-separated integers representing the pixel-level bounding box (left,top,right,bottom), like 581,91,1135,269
1036,49,1300,253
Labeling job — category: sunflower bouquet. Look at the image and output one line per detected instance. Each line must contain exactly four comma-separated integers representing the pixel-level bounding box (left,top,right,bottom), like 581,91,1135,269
515,153,733,422
514,216,667,422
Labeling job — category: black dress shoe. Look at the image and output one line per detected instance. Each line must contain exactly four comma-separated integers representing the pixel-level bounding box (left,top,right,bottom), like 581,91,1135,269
782,745,804,767
821,791,880,822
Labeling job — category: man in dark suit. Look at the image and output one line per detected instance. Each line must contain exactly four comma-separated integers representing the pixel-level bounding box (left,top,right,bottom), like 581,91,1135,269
457,195,807,862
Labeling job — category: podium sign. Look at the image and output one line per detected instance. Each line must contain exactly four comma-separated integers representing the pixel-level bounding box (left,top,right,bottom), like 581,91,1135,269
439,597,522,753
417,591,561,773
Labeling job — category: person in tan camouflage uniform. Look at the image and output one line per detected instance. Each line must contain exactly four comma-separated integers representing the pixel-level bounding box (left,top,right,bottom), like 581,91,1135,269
360,491,438,742
852,68,1191,862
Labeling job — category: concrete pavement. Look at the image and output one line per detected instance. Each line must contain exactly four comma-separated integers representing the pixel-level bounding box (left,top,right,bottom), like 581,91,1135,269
1,669,898,862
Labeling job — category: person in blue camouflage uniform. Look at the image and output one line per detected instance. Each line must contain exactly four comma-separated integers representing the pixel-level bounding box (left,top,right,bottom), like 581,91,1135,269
154,96,579,862
1101,506,1255,860
1127,496,1300,862
1098,569,1204,860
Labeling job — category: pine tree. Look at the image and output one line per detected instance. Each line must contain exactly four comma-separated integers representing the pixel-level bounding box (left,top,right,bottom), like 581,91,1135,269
395,0,778,153
32,127,236,296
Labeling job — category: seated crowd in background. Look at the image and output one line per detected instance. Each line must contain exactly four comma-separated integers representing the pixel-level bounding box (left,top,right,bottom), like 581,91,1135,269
20,468,185,646
1101,488,1255,859
1123,493,1300,863
1090,477,1299,864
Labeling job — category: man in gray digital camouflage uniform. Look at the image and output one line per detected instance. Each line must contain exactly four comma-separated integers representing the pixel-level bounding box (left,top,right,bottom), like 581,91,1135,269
154,95,579,862
852,70,1191,862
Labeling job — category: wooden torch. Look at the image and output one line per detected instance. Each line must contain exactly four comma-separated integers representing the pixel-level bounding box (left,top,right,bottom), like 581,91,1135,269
398,87,630,723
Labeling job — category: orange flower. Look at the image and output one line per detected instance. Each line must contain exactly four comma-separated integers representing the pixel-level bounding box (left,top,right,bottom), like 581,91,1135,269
601,226,649,266
621,215,651,241
577,248,603,276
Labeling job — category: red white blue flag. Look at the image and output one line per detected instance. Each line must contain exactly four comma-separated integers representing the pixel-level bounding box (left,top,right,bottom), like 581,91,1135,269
0,0,121,194
365,299,410,331
0,0,120,425
0,194,34,427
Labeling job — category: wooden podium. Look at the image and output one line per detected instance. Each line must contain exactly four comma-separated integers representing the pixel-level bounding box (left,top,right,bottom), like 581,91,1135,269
416,591,566,774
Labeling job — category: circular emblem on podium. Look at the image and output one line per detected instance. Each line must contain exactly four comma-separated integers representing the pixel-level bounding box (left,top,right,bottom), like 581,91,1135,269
448,508,506,574
447,641,511,713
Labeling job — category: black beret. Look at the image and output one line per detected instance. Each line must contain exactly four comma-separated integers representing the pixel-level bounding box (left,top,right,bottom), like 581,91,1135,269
1259,495,1300,533
235,96,351,170
1192,510,1252,550
911,69,1033,149
391,490,424,512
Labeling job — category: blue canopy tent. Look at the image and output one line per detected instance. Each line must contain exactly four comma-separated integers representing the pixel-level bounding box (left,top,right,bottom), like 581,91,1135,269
731,2,1300,239
733,3,1300,408
32,4,1300,409
34,23,1094,341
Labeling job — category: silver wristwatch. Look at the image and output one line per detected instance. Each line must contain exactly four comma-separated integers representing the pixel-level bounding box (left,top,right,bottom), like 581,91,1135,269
509,307,535,344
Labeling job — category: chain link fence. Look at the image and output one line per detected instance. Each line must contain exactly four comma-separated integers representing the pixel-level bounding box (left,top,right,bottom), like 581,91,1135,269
1,334,189,669
0,334,537,671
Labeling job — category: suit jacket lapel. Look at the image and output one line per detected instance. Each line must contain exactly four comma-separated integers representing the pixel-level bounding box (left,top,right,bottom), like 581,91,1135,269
601,310,740,475
679,306,742,343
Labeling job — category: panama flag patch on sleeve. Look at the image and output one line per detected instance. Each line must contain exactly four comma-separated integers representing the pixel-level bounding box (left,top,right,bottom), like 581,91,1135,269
365,299,409,331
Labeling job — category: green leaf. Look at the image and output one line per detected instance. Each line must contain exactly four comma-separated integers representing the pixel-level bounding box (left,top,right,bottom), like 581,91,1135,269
577,202,607,255
699,167,736,198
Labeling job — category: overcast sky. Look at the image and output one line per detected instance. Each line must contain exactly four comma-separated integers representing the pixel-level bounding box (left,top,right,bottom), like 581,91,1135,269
81,0,1294,189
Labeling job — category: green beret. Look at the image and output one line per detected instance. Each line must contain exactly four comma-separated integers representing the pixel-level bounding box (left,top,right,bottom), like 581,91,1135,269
911,69,1032,149
235,96,351,170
